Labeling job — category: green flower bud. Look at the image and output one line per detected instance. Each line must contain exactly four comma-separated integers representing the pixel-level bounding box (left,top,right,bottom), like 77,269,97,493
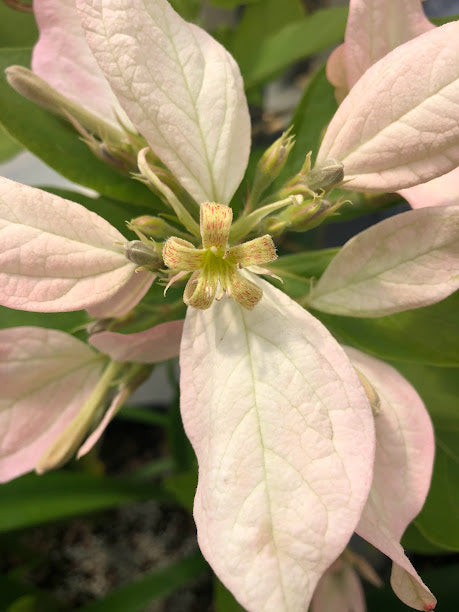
124,240,162,267
306,159,344,193
129,215,190,240
5,65,124,146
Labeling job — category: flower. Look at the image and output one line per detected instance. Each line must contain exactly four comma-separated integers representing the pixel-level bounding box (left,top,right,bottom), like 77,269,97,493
1,0,459,609
163,202,277,310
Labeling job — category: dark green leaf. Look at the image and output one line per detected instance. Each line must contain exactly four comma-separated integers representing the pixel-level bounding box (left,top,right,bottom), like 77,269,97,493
169,0,201,20
431,14,459,25
0,4,37,47
402,522,448,555
7,593,61,612
0,576,61,612
389,362,459,551
0,471,172,533
214,578,245,611
163,467,198,513
414,448,459,551
0,48,160,209
0,305,89,333
79,553,207,612
243,7,347,87
312,292,459,367
209,0,259,7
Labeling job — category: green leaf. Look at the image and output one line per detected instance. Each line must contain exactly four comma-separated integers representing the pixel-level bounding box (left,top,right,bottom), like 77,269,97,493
312,292,459,367
243,7,347,87
286,65,337,173
214,578,245,611
268,248,338,298
0,48,160,209
414,448,459,551
228,0,304,78
7,594,61,612
169,0,201,20
209,0,259,7
0,4,37,47
393,362,459,433
401,522,447,555
389,362,459,551
79,553,207,612
0,471,172,532
163,467,198,513
0,305,89,333
0,577,60,612
0,124,21,162
431,14,459,25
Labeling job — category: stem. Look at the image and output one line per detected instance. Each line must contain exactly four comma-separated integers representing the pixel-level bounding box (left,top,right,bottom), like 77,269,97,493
230,195,302,242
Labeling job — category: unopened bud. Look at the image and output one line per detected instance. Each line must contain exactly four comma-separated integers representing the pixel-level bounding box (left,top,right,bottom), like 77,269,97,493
125,240,162,267
306,159,344,193
130,215,189,240
264,197,341,235
259,128,294,178
5,65,124,145
250,128,295,204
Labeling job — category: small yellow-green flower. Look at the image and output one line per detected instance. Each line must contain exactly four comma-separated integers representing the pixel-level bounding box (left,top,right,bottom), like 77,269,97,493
162,203,276,310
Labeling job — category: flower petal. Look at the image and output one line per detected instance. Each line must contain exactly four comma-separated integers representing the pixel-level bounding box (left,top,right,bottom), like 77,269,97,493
227,269,262,310
89,320,184,363
0,178,142,312
229,235,277,268
183,270,218,310
0,327,103,482
76,0,251,204
318,22,459,192
180,280,375,611
308,205,459,317
200,202,232,249
344,347,436,611
162,238,205,271
32,0,132,130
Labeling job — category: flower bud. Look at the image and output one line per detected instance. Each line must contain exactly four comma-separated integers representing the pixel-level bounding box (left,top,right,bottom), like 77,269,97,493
249,128,295,206
129,215,190,240
306,159,344,193
6,65,124,145
259,128,294,179
124,240,162,267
